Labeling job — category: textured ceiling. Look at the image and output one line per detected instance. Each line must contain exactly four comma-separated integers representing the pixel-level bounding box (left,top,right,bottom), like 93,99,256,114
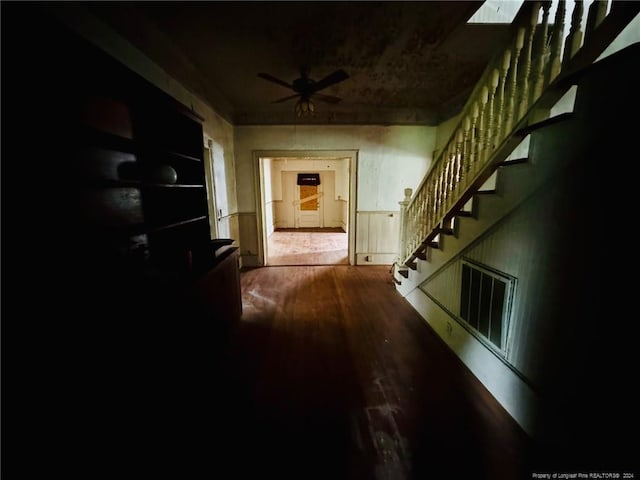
86,1,510,126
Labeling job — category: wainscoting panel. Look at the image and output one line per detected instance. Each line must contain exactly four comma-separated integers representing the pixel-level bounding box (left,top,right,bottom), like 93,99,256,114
356,211,399,264
238,212,259,267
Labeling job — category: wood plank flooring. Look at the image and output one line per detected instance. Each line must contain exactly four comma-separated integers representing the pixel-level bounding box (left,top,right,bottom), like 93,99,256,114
213,265,533,479
267,228,348,265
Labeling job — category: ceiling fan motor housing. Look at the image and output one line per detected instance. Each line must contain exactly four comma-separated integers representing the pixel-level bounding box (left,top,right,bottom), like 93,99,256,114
293,76,314,95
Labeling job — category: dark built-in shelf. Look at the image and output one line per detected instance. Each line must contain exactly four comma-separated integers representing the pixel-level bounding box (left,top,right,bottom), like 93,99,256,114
79,126,202,164
93,179,205,189
166,150,202,163
8,9,242,474
151,216,208,233
64,42,213,283
79,126,136,154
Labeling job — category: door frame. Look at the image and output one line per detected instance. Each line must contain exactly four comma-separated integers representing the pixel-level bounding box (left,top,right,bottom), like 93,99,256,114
253,150,358,266
203,136,219,239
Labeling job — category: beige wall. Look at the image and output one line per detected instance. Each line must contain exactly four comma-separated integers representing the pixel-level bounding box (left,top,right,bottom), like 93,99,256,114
434,112,462,156
235,125,436,265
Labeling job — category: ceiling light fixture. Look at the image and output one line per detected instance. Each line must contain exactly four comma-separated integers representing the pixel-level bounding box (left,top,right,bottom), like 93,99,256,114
294,97,315,117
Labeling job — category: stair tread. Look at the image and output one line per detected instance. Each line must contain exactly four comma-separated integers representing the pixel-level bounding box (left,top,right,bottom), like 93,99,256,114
498,157,528,167
516,112,573,136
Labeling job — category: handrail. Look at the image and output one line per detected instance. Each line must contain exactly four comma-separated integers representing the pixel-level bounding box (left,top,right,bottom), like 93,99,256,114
399,0,639,265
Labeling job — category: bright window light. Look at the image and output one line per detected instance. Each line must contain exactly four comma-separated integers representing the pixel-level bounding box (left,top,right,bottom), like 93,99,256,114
467,0,524,24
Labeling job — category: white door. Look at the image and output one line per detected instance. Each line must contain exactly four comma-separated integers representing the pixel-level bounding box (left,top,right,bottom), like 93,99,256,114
297,182,322,228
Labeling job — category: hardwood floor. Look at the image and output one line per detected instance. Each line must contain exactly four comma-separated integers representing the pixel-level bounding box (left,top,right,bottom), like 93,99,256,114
212,265,533,479
267,228,348,265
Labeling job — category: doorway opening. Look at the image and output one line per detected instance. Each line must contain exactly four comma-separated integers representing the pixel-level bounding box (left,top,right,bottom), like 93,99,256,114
254,150,358,266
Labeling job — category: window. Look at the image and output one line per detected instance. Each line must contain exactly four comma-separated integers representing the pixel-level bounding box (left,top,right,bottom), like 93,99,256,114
460,260,514,351
297,173,321,186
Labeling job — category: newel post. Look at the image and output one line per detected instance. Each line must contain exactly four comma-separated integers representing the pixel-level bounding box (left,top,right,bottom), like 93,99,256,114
398,187,413,263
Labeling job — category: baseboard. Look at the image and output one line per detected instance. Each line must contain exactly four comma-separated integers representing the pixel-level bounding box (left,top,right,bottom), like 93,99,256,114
239,254,260,269
356,253,397,265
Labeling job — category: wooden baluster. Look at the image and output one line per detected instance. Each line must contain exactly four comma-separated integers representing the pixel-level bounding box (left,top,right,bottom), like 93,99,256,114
424,185,430,237
408,203,416,254
485,69,500,161
425,182,432,239
434,169,441,222
419,189,426,240
398,187,412,263
443,151,450,206
547,0,567,84
404,202,413,258
429,179,436,230
533,1,552,103
424,180,431,236
563,0,584,66
431,168,439,222
412,202,419,253
445,149,454,209
461,115,471,190
585,0,609,42
449,147,457,208
440,153,447,212
430,174,439,233
441,160,448,218
417,189,422,243
455,129,463,193
433,165,440,222
416,194,422,247
506,28,525,133
413,192,419,244
407,206,413,259
404,207,410,258
519,2,541,120
470,102,480,176
441,153,448,210
477,86,489,169
413,191,420,244
437,163,445,221
495,49,512,144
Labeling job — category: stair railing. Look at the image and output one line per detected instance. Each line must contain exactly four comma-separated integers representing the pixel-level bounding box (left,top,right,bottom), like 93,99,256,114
399,0,638,266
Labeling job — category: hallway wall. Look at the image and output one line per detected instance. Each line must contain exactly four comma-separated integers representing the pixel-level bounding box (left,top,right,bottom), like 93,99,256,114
235,125,435,266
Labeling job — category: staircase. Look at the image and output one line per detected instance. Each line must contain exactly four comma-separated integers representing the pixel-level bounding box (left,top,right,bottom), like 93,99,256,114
392,0,639,435
394,97,578,296
396,1,639,279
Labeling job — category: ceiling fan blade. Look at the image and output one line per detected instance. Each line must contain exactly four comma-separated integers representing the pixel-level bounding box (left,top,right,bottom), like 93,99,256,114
257,72,294,90
273,93,301,104
312,93,342,104
309,69,349,93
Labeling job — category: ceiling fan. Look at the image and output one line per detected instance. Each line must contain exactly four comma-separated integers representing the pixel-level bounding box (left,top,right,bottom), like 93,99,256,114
257,67,349,116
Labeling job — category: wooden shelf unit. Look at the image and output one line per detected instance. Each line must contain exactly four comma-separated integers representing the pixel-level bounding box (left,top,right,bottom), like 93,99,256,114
3,6,241,475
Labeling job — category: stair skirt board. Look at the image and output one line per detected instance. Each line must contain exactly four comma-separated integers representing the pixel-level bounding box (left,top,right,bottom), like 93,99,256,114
406,288,537,437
